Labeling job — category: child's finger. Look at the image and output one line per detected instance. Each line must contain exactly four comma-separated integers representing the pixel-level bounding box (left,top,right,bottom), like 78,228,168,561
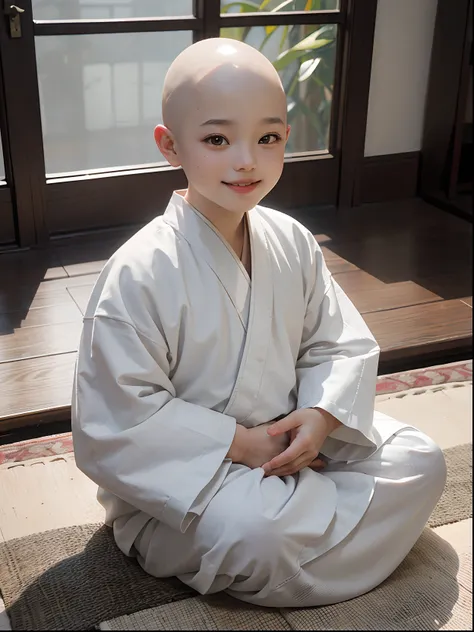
309,458,326,470
267,411,300,436
266,453,313,477
262,438,304,473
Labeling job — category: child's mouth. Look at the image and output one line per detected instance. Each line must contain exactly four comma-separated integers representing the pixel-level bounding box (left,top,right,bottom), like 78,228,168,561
223,180,261,194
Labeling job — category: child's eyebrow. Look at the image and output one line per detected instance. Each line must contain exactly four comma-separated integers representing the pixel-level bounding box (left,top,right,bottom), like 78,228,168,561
262,117,285,125
201,117,285,126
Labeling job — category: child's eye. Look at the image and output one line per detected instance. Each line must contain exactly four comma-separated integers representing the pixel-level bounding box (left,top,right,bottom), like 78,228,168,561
204,135,229,146
259,133,281,145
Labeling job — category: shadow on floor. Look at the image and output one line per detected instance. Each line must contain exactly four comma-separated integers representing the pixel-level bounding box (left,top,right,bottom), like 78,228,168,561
288,198,472,299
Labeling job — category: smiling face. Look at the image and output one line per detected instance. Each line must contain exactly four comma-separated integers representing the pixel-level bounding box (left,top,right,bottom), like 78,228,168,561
155,39,290,218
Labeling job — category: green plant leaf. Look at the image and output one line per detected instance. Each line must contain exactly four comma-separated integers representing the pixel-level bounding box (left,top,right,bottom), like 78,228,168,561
220,1,260,13
287,71,300,96
265,25,278,35
298,56,321,81
259,26,278,50
310,73,326,89
294,96,324,139
302,23,335,40
273,23,335,68
301,23,335,41
287,99,297,117
263,1,297,35
279,24,290,49
220,26,247,40
273,37,333,70
270,0,298,11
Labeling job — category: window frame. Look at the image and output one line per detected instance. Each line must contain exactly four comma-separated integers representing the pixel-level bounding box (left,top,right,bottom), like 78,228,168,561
0,0,377,247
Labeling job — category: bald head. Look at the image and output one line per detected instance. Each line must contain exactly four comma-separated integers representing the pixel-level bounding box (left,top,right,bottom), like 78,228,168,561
155,38,289,213
162,38,286,130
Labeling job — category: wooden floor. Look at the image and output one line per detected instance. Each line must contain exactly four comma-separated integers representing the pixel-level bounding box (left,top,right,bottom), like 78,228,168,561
0,197,472,443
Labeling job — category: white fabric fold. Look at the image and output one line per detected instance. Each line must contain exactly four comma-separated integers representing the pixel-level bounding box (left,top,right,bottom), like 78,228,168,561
294,236,380,457
73,316,236,532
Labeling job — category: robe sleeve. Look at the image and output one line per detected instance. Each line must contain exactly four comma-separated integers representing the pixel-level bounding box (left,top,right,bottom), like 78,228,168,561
295,235,380,460
72,314,236,533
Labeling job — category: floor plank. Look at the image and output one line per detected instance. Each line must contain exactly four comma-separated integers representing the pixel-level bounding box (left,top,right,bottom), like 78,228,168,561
0,248,67,286
0,321,83,363
60,258,107,278
460,297,472,308
322,247,359,274
364,300,472,360
0,301,82,334
410,272,473,302
67,283,95,315
0,273,100,314
54,238,122,277
0,353,76,422
334,270,442,314
323,234,472,288
309,197,471,241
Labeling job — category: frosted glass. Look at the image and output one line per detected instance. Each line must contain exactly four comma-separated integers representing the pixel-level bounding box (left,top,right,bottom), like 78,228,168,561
35,31,193,175
32,0,193,20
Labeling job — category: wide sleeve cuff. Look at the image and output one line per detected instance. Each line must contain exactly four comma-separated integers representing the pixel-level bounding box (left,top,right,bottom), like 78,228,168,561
303,399,377,461
180,457,234,531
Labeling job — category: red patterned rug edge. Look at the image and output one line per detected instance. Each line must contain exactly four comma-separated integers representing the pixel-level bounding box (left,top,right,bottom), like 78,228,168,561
1,360,471,466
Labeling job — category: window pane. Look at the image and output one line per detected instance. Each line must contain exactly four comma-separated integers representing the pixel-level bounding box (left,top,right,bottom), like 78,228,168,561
35,31,192,176
221,0,338,14
220,24,337,153
32,0,193,20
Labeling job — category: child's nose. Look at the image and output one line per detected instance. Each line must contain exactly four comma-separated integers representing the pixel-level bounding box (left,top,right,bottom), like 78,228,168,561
233,145,256,171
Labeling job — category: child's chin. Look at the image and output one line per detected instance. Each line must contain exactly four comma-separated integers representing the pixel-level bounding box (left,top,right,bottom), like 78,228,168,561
219,189,264,212
227,200,260,213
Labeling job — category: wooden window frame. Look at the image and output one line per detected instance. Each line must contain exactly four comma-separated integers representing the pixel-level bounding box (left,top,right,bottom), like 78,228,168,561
0,0,377,248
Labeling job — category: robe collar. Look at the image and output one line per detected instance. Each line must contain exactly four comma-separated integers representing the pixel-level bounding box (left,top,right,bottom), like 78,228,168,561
162,191,250,326
162,190,275,422
164,190,250,280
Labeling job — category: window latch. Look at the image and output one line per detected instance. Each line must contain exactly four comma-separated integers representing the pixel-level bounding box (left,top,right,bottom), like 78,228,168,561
4,3,24,38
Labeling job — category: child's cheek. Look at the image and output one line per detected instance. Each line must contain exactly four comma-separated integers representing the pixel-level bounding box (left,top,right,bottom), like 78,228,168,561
200,149,226,171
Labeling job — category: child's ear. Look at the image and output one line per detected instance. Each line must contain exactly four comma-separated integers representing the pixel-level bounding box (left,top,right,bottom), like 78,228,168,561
154,125,181,167
285,125,291,142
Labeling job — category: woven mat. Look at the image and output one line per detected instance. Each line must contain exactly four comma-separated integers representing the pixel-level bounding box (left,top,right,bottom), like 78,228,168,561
0,442,471,631
100,538,471,631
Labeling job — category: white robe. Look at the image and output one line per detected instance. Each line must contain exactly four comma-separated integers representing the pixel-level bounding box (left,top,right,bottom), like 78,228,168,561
72,191,446,607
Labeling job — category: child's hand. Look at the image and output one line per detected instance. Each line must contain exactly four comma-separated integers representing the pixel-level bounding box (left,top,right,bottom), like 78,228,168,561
262,408,341,477
239,422,290,470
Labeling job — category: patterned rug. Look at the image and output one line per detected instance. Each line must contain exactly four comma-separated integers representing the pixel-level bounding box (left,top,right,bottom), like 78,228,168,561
0,360,471,466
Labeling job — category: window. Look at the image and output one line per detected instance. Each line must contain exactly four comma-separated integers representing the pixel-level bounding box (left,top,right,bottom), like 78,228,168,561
0,0,374,247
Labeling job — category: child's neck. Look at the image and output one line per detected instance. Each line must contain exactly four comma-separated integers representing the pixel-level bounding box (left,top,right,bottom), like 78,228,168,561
184,187,247,254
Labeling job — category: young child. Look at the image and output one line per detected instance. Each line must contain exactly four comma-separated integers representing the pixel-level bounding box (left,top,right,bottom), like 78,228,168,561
72,37,446,608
